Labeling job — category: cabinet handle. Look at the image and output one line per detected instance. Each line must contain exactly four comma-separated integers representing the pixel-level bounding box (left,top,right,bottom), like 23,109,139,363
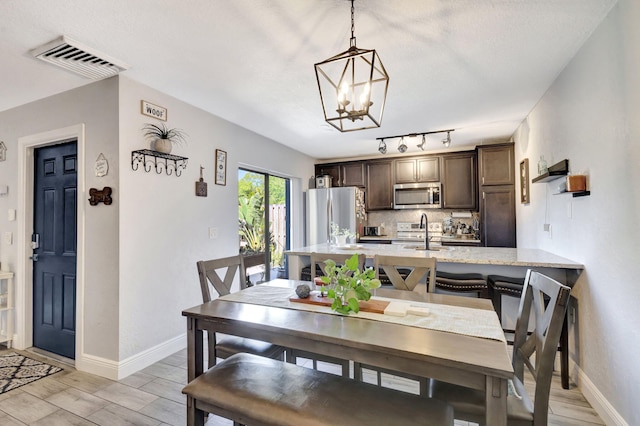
482,176,485,185
482,192,485,200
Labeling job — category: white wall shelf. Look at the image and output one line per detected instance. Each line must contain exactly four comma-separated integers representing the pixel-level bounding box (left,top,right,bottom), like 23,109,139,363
0,271,14,348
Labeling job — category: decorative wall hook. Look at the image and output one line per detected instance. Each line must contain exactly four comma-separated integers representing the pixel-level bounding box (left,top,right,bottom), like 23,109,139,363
89,187,113,206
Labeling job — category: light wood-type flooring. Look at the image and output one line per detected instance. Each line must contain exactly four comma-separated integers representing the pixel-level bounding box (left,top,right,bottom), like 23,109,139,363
0,347,604,425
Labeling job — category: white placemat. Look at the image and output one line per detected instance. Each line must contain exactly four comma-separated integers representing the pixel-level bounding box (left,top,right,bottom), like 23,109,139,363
219,285,506,342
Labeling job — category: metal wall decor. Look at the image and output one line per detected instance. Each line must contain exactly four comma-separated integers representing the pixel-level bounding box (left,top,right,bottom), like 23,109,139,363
89,187,113,206
131,149,188,176
215,149,227,186
195,165,208,196
520,158,530,204
314,0,389,132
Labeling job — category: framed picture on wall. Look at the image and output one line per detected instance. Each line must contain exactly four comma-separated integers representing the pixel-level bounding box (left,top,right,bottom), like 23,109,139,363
520,158,530,204
215,149,227,186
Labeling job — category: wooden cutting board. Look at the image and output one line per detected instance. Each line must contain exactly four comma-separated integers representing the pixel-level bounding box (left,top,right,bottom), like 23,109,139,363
289,293,389,314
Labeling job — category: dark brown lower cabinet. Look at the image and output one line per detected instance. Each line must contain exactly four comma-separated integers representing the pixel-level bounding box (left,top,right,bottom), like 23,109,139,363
480,186,516,247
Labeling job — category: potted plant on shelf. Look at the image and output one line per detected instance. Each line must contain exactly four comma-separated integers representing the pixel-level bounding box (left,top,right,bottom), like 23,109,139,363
318,253,381,315
142,123,187,154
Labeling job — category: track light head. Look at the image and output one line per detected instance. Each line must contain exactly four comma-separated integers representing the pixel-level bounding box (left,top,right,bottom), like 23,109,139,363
378,139,387,154
417,134,426,150
397,137,407,153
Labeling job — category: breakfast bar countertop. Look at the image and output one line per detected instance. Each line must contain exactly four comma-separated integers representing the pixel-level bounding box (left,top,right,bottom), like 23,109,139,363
285,244,584,270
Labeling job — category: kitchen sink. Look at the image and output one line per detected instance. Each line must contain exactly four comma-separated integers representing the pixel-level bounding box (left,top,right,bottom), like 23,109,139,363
403,245,452,251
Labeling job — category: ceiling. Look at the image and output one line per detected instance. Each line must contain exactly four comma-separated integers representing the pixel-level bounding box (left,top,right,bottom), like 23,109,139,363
1,0,616,160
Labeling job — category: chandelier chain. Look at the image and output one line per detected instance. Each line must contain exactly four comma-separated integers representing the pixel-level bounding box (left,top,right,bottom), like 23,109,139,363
350,0,356,47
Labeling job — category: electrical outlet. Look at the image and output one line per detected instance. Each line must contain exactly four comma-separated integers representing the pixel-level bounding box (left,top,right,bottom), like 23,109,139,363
3,232,12,245
209,227,219,239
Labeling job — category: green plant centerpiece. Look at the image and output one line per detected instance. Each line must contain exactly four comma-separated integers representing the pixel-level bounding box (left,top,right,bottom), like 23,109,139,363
319,253,381,315
142,123,187,154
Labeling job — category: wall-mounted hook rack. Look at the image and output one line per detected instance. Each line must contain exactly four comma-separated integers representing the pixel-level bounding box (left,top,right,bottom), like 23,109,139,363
131,149,188,177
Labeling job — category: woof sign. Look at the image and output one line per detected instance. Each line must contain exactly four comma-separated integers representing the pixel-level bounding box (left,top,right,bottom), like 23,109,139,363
141,100,167,121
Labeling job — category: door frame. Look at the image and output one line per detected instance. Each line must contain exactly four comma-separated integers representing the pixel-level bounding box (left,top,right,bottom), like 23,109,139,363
16,124,85,364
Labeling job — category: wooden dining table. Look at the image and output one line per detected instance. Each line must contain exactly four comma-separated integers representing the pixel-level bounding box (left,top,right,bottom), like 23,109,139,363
182,279,514,425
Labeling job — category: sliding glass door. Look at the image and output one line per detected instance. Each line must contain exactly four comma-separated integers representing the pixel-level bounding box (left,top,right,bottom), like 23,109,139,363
238,169,290,284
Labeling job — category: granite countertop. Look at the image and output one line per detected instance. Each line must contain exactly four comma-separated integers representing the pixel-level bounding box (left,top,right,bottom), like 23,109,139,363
286,244,584,269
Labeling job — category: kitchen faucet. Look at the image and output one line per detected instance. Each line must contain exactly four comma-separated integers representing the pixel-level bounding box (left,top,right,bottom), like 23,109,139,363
420,213,430,250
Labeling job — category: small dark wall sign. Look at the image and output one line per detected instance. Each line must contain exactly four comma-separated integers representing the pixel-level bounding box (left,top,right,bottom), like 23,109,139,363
195,166,208,197
89,187,113,206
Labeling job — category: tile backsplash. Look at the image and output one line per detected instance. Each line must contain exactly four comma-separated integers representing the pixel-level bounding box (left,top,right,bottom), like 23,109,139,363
368,210,479,237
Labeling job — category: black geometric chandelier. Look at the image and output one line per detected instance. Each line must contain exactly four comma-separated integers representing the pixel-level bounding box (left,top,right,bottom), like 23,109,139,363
314,0,389,132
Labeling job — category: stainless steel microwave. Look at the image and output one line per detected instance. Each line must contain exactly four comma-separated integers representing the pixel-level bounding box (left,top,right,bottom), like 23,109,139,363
393,182,441,209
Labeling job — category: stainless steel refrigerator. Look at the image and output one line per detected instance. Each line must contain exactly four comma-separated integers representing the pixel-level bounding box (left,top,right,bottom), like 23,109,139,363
306,187,366,245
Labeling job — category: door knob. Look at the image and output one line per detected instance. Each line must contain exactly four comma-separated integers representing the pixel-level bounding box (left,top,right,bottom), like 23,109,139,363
30,254,39,262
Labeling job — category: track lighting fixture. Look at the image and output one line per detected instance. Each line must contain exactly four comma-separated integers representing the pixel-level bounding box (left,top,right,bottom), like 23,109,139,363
397,137,407,153
417,134,427,150
375,129,454,154
442,131,451,147
378,139,387,154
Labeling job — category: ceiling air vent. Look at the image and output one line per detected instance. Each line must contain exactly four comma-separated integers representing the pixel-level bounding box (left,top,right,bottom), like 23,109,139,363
30,35,129,80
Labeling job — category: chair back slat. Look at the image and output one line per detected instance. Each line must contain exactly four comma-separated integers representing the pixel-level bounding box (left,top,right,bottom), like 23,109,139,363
513,269,571,425
197,255,247,302
374,255,437,292
310,253,366,279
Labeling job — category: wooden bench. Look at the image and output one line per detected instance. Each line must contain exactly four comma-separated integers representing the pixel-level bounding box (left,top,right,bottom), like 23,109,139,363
182,352,454,426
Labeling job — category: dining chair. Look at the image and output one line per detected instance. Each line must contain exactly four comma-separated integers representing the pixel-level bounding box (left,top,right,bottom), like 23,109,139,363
287,253,367,378
354,254,436,396
429,269,571,425
373,254,437,292
196,255,286,368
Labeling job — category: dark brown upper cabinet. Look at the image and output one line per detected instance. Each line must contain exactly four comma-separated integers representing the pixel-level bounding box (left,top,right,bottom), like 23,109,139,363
394,156,440,184
315,163,341,186
366,160,394,210
314,162,365,187
478,143,515,186
477,143,516,247
341,162,365,187
441,152,477,210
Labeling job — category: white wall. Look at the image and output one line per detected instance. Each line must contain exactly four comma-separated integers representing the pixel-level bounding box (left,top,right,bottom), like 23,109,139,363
0,74,315,378
0,78,120,361
513,0,640,423
117,76,315,362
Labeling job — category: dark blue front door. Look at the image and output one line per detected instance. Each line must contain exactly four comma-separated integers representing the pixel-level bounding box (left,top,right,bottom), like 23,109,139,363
33,141,77,359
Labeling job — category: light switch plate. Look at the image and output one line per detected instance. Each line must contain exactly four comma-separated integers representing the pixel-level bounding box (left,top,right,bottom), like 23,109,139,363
7,209,16,221
3,232,12,245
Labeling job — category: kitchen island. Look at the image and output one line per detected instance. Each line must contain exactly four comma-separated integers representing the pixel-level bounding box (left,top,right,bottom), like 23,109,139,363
286,243,583,280
285,243,584,389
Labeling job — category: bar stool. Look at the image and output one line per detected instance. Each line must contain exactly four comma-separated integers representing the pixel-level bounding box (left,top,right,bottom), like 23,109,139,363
487,274,525,326
434,271,489,298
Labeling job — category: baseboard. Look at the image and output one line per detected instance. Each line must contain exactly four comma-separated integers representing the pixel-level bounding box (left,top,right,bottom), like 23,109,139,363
75,333,186,380
571,358,628,426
